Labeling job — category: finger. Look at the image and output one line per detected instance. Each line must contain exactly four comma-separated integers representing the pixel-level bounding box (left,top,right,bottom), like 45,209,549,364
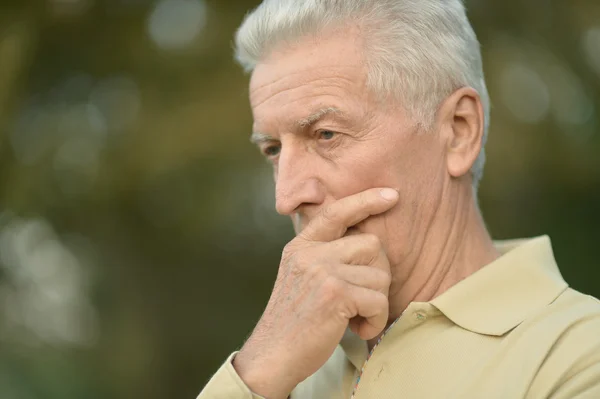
330,264,391,295
345,284,389,340
298,188,399,243
322,234,390,271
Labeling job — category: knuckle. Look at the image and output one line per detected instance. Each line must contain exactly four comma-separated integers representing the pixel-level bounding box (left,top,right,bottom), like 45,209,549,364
303,259,323,279
362,233,381,251
282,240,309,260
282,242,297,258
320,275,345,301
285,248,324,280
281,248,297,266
382,270,392,286
289,255,312,278
289,262,305,278
280,246,304,274
376,269,392,287
320,205,338,225
373,292,389,309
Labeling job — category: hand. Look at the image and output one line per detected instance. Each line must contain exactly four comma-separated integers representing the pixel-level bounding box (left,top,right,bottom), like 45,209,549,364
233,187,399,399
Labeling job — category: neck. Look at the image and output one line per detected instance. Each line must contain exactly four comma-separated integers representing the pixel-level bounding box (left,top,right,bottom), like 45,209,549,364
367,182,500,350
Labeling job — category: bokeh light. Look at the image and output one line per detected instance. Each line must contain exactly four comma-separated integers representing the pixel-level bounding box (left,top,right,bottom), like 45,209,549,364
547,65,594,130
0,1,598,399
500,62,550,124
0,215,98,347
147,0,208,51
582,26,600,77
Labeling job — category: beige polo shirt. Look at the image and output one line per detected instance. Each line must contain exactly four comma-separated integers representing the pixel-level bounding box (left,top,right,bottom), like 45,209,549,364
199,236,600,398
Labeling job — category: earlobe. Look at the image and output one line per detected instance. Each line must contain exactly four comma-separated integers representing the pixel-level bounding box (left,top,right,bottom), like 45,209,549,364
444,87,484,179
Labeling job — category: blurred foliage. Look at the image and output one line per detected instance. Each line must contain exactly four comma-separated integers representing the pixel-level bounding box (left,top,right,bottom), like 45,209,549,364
0,0,598,398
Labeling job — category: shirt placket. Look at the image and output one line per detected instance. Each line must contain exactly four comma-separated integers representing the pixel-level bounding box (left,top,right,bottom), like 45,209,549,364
349,304,431,399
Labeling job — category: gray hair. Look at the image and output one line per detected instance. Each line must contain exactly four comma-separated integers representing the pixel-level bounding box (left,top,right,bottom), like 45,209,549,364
234,0,490,190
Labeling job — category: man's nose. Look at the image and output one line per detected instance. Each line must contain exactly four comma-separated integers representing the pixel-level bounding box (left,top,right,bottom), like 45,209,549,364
274,145,325,216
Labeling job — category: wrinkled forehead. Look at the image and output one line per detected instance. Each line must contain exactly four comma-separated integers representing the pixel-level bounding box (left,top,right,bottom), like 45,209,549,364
248,30,369,108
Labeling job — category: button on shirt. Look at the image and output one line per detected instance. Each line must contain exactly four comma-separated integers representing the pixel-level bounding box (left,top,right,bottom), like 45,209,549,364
199,236,600,398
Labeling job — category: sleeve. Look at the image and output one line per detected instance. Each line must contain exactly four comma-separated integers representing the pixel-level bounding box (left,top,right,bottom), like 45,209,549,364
197,352,267,399
544,301,600,399
548,362,600,399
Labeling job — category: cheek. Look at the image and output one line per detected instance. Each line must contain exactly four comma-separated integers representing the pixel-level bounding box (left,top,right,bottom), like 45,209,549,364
354,207,409,266
331,148,402,195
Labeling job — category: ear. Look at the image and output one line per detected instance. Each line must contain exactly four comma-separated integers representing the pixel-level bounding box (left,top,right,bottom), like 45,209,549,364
437,87,485,179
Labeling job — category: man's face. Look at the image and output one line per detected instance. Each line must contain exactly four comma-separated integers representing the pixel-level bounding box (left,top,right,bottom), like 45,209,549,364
249,29,448,276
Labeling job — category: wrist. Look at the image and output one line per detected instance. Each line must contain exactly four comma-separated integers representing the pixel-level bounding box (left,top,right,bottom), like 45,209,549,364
233,349,296,399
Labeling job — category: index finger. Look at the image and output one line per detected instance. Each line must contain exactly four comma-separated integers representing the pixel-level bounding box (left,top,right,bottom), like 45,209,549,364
298,188,399,242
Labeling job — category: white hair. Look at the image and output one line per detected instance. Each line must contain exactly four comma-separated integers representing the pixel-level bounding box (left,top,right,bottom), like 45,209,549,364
234,0,490,191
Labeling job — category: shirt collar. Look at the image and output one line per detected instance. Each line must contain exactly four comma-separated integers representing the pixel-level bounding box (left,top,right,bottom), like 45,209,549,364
431,235,568,336
339,235,569,369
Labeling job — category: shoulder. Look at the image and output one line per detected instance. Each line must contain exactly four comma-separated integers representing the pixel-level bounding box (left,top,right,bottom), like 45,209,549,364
526,288,600,396
547,288,600,329
529,287,600,346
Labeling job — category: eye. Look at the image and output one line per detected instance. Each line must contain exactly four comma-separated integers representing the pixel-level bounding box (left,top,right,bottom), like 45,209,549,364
318,130,336,140
262,144,281,158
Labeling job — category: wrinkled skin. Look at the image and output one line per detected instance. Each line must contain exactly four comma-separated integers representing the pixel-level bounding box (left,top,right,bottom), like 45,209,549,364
232,27,498,399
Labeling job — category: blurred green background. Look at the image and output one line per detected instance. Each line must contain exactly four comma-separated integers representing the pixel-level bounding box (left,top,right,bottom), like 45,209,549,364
0,0,598,398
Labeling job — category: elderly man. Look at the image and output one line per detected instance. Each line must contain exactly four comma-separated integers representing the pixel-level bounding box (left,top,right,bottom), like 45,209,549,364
199,0,600,398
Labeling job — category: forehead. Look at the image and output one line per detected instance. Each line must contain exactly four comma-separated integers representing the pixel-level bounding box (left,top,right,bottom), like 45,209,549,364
249,30,370,126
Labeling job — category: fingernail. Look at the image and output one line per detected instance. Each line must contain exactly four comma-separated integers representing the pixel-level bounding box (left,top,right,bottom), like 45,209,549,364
380,188,398,201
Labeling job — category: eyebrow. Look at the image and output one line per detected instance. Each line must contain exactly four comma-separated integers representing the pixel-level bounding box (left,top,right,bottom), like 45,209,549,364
249,131,275,145
297,107,342,127
250,106,345,145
